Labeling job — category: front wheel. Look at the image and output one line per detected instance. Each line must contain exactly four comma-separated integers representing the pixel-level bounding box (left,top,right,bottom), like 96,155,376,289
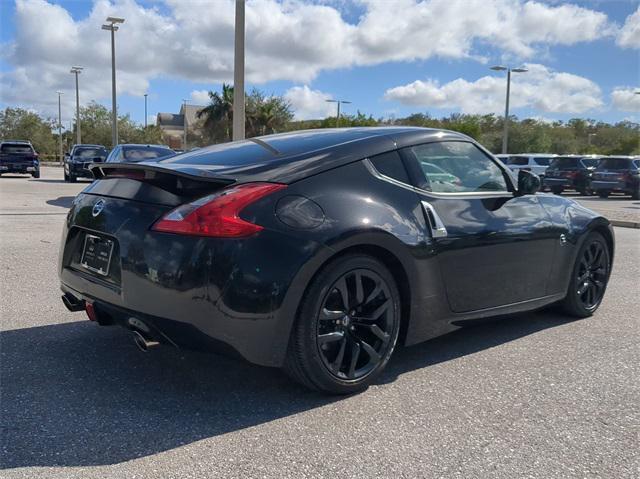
632,185,640,200
597,190,609,198
551,186,563,195
559,232,611,318
284,254,401,394
31,171,40,179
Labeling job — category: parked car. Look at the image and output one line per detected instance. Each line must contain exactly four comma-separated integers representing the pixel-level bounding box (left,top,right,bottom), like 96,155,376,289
105,144,175,163
591,156,640,199
0,140,40,178
543,155,601,195
59,128,614,394
64,144,108,182
501,153,556,177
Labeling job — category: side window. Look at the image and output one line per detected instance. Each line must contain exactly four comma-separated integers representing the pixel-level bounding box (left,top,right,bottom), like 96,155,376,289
405,141,509,193
369,151,410,184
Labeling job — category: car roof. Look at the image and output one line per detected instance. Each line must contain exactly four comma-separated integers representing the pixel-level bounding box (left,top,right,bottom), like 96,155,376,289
513,153,558,157
73,144,106,148
1,140,32,144
119,144,172,148
154,127,470,183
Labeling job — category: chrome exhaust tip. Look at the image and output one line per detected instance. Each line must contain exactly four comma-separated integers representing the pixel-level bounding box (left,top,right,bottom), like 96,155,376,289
132,330,159,352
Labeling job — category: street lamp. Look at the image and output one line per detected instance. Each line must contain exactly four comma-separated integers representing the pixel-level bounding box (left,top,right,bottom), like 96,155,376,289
588,133,597,146
102,16,125,147
144,93,148,128
490,65,528,154
56,91,63,164
182,99,188,150
232,0,245,141
325,99,352,128
69,66,83,145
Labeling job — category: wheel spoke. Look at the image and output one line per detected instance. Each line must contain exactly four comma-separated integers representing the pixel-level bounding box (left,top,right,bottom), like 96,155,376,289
364,282,382,305
335,277,350,311
360,340,382,365
577,282,589,296
331,337,347,372
356,323,390,343
368,298,390,320
318,331,344,345
355,272,364,305
347,342,361,379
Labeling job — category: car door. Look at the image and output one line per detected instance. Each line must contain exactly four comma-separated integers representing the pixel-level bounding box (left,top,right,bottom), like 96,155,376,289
400,141,557,313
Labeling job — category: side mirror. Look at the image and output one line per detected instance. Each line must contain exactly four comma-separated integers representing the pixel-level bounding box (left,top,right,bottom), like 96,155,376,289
516,169,540,196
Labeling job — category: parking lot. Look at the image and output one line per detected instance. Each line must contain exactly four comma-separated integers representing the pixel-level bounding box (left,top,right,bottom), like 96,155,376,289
1,167,639,478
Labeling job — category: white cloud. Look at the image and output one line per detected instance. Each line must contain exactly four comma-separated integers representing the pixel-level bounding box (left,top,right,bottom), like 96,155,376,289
611,87,640,112
190,90,211,105
617,7,640,49
0,0,617,119
384,63,604,114
283,85,335,120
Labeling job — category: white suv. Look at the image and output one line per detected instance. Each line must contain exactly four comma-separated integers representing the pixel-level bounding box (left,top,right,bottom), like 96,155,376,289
496,154,557,180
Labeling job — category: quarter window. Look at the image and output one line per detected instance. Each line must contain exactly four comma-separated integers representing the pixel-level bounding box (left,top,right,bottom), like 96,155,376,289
406,142,509,193
369,151,410,184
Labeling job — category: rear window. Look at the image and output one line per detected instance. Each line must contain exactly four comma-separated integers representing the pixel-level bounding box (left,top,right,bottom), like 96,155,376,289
160,140,273,166
597,158,633,170
581,158,599,168
123,146,174,161
74,148,107,159
1,143,34,154
550,157,580,169
533,157,553,166
506,156,528,166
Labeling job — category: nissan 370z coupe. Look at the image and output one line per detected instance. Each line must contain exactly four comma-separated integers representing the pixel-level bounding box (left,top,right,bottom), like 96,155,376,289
59,128,614,394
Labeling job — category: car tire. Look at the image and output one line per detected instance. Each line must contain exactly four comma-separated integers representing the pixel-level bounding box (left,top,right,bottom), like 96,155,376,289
284,254,401,395
551,186,563,195
632,185,640,200
31,171,40,179
68,174,77,183
559,232,611,318
597,190,609,198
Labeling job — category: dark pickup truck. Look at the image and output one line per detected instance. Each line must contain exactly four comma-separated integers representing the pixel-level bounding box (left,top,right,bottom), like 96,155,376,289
0,141,40,178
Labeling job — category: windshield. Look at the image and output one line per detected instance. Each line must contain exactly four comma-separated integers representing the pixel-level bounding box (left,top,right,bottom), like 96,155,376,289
582,158,599,168
74,148,107,159
1,144,34,154
597,158,633,170
533,157,553,166
123,147,174,161
506,156,528,165
550,157,580,169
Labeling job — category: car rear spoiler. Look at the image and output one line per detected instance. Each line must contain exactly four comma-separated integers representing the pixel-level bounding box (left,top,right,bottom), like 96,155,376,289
90,162,236,198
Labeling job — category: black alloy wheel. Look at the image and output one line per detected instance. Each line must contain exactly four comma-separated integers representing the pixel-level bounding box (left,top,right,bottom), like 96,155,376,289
560,232,610,317
317,268,394,381
285,254,400,394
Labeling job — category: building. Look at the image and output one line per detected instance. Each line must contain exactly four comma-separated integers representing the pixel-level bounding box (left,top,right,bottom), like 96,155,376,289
156,104,205,150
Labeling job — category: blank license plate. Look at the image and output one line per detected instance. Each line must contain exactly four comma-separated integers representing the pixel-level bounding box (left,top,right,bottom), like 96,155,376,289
81,234,114,276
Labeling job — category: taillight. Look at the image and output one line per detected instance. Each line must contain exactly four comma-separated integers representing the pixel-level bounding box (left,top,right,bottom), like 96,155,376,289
152,182,286,237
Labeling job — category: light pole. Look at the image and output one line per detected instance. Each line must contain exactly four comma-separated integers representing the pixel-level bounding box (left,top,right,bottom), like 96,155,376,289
490,65,528,154
588,133,597,146
182,99,188,150
325,99,352,127
232,0,245,141
56,91,63,164
144,93,148,129
102,16,125,147
70,66,83,145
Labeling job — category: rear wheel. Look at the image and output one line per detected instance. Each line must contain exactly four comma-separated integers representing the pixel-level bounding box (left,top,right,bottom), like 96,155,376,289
632,184,640,200
68,173,77,183
31,170,40,179
597,190,609,198
284,254,401,394
559,232,610,318
551,186,563,195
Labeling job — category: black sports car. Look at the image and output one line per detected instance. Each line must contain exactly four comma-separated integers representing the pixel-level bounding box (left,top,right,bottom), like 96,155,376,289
59,128,614,394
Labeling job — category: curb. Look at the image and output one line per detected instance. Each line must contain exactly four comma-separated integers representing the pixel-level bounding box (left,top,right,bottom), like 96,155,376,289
610,220,640,229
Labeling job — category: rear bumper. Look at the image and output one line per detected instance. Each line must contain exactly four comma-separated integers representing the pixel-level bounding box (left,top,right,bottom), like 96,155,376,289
66,162,95,178
591,180,631,192
543,178,573,188
0,164,38,174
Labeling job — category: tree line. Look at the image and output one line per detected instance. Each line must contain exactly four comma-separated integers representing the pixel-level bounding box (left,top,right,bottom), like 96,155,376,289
1,85,638,157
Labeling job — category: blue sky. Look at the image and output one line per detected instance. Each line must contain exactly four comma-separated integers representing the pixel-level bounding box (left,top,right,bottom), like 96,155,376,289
1,0,639,127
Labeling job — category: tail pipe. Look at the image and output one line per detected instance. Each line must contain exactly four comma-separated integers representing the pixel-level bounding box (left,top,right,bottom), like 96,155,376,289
132,330,159,352
61,293,85,312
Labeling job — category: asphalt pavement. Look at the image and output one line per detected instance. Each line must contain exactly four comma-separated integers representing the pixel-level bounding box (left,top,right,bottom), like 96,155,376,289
1,167,639,478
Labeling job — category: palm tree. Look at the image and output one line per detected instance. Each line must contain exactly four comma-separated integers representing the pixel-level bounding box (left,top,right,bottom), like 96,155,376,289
197,83,234,142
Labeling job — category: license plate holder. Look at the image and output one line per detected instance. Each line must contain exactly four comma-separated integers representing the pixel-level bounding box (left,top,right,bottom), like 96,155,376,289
80,234,114,276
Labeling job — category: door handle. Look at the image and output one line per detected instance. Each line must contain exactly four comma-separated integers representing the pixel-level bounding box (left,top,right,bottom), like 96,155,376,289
421,201,448,238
